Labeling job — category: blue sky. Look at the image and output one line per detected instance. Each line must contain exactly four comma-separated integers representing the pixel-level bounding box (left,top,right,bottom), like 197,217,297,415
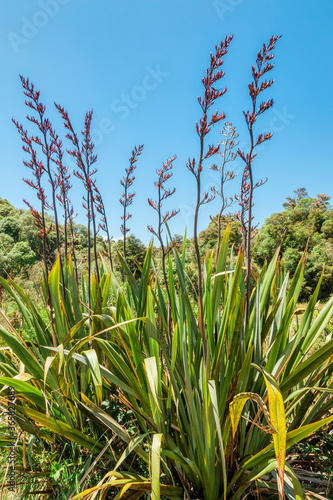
1,0,333,244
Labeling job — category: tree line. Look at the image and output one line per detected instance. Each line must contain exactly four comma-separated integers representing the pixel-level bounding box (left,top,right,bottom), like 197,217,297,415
1,187,332,301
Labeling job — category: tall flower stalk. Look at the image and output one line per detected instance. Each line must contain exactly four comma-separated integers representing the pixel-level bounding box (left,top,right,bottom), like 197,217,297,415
15,77,67,298
148,155,179,354
83,113,100,284
237,35,282,327
56,105,99,309
187,35,233,362
210,122,238,266
120,145,143,275
49,128,70,261
51,128,78,281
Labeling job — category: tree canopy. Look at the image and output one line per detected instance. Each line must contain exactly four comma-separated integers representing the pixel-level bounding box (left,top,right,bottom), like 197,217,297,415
1,192,333,301
253,189,333,299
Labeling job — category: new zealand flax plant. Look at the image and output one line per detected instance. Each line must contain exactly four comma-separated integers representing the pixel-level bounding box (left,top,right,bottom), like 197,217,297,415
2,237,333,499
1,34,333,500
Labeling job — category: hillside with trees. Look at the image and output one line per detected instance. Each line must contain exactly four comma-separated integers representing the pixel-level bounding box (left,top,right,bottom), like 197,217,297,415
0,198,148,292
1,189,333,303
252,189,333,299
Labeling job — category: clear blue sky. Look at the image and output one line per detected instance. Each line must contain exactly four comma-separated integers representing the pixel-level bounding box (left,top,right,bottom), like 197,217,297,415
1,0,333,244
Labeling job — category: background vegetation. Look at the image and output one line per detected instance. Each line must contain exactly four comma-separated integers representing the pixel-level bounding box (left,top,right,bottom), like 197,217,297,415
2,189,333,305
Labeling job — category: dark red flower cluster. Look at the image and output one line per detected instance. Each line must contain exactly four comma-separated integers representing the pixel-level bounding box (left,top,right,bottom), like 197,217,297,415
187,35,233,181
56,104,98,220
94,184,107,231
18,76,61,192
196,35,233,137
49,128,71,208
238,35,282,163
